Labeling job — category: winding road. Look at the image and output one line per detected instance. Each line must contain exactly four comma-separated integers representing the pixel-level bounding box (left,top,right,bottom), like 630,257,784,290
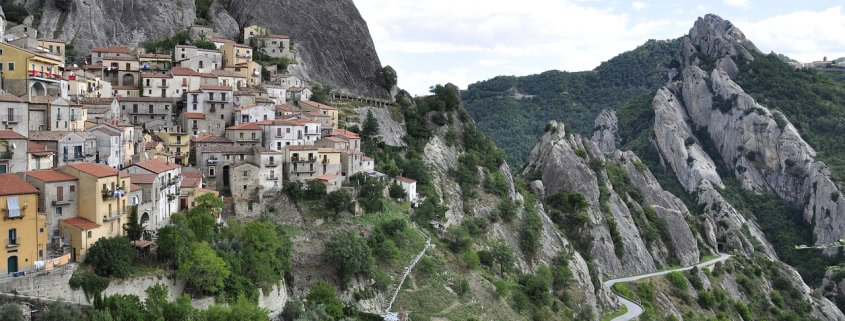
603,253,732,321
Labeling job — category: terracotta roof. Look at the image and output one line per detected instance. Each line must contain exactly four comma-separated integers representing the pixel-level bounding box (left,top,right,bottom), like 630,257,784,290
29,131,73,141
209,38,235,44
131,159,181,174
129,174,156,184
130,184,143,192
103,55,137,62
309,173,339,182
76,97,115,105
91,46,130,54
0,174,40,195
331,129,360,139
197,188,219,196
200,85,233,91
211,69,243,78
28,142,56,154
363,156,373,161
323,136,345,143
84,64,104,69
66,162,118,177
23,170,77,183
171,68,199,76
301,100,338,111
62,217,100,230
0,95,22,102
89,126,121,136
113,86,140,90
28,96,60,104
231,43,252,49
181,176,201,188
256,34,290,39
199,144,253,153
116,97,177,103
182,168,202,178
276,104,300,112
226,122,261,130
145,141,161,150
0,130,27,140
396,176,417,184
199,73,218,78
192,134,232,144
184,112,205,119
285,145,319,151
306,111,329,118
255,146,282,154
141,73,172,78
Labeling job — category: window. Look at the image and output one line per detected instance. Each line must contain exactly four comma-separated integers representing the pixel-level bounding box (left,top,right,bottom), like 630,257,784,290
243,185,247,190
276,128,282,136
133,104,138,113
277,142,281,149
8,229,17,245
221,93,227,100
251,133,256,140
286,128,291,133
87,231,92,238
56,206,62,217
149,105,153,113
199,61,204,68
239,133,244,139
8,62,14,71
243,171,248,177
239,155,245,160
192,103,197,111
209,167,215,176
146,79,150,86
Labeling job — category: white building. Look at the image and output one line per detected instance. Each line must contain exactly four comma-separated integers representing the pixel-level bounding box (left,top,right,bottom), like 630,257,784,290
235,105,275,124
122,159,182,230
287,87,312,102
259,119,308,151
279,74,303,89
395,176,418,205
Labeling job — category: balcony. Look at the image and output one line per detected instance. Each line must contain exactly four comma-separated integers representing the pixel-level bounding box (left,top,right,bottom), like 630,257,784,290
0,151,12,160
2,114,22,124
103,212,121,222
102,188,125,200
27,70,62,82
267,176,278,181
266,161,277,167
291,157,316,163
207,159,222,165
6,238,20,248
52,198,74,206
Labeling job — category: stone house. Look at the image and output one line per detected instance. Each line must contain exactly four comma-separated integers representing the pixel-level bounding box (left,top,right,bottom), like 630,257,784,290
251,34,293,59
300,100,339,131
362,156,375,172
59,162,130,263
315,136,349,151
174,45,222,72
287,87,312,102
118,97,178,130
194,144,252,191
112,85,140,98
243,25,268,44
102,55,140,87
276,104,300,117
87,126,123,168
0,94,29,137
212,69,247,91
307,173,343,193
0,173,48,273
329,129,361,151
225,123,263,147
140,73,177,98
190,134,232,166
21,169,79,249
279,74,304,89
138,54,172,74
123,159,182,230
0,130,29,173
235,105,275,124
27,142,55,170
179,169,219,213
77,97,119,121
29,131,97,167
264,85,287,105
89,46,131,65
340,150,365,178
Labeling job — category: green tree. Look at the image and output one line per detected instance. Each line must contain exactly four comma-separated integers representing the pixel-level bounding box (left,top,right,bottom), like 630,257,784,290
378,65,398,90
100,294,145,321
85,236,135,278
240,221,291,288
284,181,305,202
38,301,83,321
325,189,353,218
156,214,194,264
311,85,330,104
306,281,344,319
194,37,217,50
123,206,145,241
306,180,327,200
178,242,231,294
324,232,373,284
187,208,217,242
413,197,447,224
0,304,24,321
490,239,514,276
358,179,384,213
389,183,407,200
362,110,380,139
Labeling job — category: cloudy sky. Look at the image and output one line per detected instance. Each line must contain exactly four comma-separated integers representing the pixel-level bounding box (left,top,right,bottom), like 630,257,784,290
353,1,845,95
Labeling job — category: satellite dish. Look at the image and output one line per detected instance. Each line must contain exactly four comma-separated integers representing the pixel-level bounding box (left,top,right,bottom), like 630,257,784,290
11,143,16,149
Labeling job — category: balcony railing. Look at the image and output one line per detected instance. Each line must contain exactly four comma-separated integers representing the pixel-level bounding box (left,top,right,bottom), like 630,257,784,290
6,238,20,248
267,176,278,181
0,151,12,160
2,114,22,124
207,159,221,165
103,212,121,222
102,188,125,200
266,162,277,167
52,199,74,206
28,70,62,81
291,157,316,163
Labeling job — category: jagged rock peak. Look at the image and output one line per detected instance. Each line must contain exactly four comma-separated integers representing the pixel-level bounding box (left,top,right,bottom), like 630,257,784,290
689,14,758,61
591,109,619,154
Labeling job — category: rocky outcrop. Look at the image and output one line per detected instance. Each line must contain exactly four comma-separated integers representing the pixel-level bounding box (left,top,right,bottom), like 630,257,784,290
523,121,704,277
591,109,619,153
34,0,196,59
208,0,239,40
668,13,845,251
0,6,5,40
227,0,389,99
357,107,406,147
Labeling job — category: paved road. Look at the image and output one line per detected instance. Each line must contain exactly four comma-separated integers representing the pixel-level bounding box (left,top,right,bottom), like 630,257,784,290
603,253,732,321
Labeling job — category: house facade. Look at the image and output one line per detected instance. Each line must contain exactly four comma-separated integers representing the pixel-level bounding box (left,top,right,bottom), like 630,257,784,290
21,170,79,250
0,174,48,274
0,95,29,137
118,97,177,130
123,159,182,231
0,130,30,174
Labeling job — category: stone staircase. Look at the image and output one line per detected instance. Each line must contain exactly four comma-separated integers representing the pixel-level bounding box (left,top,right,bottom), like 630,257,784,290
382,225,431,313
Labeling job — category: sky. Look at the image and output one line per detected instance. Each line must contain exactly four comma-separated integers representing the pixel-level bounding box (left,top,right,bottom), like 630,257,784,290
353,0,845,96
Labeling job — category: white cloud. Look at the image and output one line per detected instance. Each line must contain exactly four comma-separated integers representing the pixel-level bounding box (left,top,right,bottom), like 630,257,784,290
723,0,750,9
632,1,648,10
735,6,845,62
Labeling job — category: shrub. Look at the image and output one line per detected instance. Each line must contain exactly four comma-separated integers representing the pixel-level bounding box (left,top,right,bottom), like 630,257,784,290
178,242,231,294
575,148,587,160
484,171,509,196
305,180,327,200
607,218,624,258
324,232,373,284
519,209,543,257
697,290,714,309
0,304,24,321
389,183,407,199
69,271,110,302
454,279,470,297
284,181,305,201
326,189,354,218
497,198,518,222
667,272,688,291
463,250,480,269
494,279,510,298
307,281,345,319
85,236,135,278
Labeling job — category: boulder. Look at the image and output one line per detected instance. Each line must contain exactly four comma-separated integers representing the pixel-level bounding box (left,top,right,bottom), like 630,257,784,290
591,109,619,154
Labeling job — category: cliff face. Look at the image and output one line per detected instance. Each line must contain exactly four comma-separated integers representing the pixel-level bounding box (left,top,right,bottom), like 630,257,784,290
226,0,389,98
33,0,196,58
664,14,845,252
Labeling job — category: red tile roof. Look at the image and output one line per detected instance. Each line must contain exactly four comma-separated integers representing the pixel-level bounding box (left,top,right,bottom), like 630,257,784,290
141,73,172,78
197,188,220,196
276,104,300,112
285,145,319,151
23,170,77,183
102,55,137,61
396,176,417,184
301,100,338,111
256,34,290,39
132,159,181,174
0,130,27,140
192,134,232,143
331,129,360,139
226,123,261,130
62,217,100,230
181,176,201,188
28,142,56,154
199,73,218,78
184,112,205,119
0,174,40,195
91,46,130,54
66,162,119,178
171,68,200,76
306,111,329,118
129,174,156,184
130,184,143,192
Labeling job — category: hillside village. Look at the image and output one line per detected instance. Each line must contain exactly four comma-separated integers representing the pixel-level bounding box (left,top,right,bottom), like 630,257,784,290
0,13,418,296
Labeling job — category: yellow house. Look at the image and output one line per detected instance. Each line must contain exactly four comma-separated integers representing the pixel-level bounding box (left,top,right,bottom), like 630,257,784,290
300,100,339,130
0,42,63,98
59,163,130,263
0,173,48,274
154,127,191,166
283,145,342,181
243,25,268,44
36,39,66,65
221,43,253,68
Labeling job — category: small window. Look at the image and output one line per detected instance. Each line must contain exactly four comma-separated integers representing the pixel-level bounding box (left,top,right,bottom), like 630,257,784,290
243,171,248,177
243,185,247,190
70,185,75,192
8,63,14,71
87,231,92,238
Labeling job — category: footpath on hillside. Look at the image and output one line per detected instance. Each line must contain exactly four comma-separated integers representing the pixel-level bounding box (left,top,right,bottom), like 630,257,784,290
603,253,732,321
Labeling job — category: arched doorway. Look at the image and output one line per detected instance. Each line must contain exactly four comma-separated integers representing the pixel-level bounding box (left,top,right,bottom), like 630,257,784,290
30,82,46,96
7,256,18,273
222,165,230,187
121,73,135,86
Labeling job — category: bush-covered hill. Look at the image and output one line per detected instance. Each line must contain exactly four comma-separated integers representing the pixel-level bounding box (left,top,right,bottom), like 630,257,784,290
462,39,680,167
